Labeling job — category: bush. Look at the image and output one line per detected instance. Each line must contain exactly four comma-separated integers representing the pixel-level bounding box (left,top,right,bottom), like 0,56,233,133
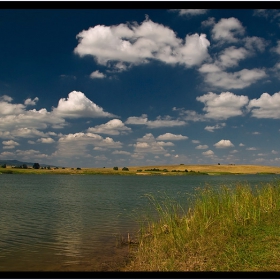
1,163,6,168
122,167,129,171
33,163,40,169
77,167,82,170
113,166,118,170
137,169,142,172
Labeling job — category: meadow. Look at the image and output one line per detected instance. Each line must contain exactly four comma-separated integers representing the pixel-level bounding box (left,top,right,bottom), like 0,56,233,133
1,164,280,175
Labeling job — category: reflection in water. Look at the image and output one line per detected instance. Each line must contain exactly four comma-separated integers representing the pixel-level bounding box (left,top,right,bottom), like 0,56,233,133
0,174,279,271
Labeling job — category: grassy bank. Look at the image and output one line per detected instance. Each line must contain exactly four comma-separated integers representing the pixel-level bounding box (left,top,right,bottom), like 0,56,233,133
123,181,280,271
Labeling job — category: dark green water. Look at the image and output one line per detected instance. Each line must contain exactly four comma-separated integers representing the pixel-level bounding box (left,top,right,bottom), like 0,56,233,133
0,174,279,271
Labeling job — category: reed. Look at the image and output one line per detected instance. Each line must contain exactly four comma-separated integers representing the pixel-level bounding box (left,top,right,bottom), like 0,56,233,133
123,180,280,271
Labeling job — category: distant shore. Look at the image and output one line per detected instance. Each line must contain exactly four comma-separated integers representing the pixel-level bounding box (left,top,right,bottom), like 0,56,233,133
1,164,280,175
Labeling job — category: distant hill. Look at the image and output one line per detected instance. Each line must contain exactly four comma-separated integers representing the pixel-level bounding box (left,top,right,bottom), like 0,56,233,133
0,159,54,168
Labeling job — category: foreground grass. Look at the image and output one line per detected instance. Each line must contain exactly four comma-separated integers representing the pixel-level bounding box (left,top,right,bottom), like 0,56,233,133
123,181,280,271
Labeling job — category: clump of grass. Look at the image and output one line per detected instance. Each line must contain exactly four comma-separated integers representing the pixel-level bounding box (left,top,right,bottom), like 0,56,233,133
123,181,280,271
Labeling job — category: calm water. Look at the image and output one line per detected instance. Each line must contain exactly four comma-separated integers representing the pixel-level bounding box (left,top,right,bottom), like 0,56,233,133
0,174,279,271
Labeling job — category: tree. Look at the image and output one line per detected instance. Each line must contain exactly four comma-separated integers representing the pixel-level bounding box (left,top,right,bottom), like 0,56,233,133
33,163,40,169
22,164,28,169
1,163,6,168
113,167,118,170
122,167,129,171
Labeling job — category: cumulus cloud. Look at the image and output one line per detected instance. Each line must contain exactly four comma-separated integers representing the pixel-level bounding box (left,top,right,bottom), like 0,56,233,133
37,137,55,144
212,17,245,43
133,133,172,154
0,96,25,116
243,36,268,52
192,140,200,144
197,92,249,120
24,97,39,106
196,145,208,149
156,133,188,141
204,123,226,132
90,70,106,79
54,132,122,159
214,139,234,148
198,65,267,89
202,150,215,156
87,119,131,135
247,92,280,119
239,143,245,147
125,114,186,128
201,17,216,27
112,150,131,155
53,91,117,118
74,18,210,69
217,47,249,69
246,147,257,150
2,140,19,149
171,9,208,16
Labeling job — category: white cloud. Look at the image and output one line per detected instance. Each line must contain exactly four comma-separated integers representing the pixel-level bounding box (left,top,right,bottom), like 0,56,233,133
212,17,245,43
201,17,215,27
0,96,25,116
196,145,208,149
247,92,280,119
171,9,208,16
74,19,210,69
272,150,278,154
87,119,131,135
0,95,13,102
239,143,245,147
24,97,39,106
252,131,261,135
217,47,249,69
156,133,188,141
243,36,267,52
214,139,234,148
202,150,215,156
246,147,257,151
192,140,200,144
133,133,171,154
125,114,186,128
53,91,117,119
199,65,267,89
112,150,131,155
90,70,106,79
37,137,55,144
230,150,239,154
2,140,19,149
53,132,122,160
204,123,226,132
197,92,249,120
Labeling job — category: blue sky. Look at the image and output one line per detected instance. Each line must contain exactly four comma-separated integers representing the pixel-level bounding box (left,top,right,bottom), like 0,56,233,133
0,8,280,168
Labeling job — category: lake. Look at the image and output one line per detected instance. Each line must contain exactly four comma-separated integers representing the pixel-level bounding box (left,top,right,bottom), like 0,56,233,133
0,174,279,271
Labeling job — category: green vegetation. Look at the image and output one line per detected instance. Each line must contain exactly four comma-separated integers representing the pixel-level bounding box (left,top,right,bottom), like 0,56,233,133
124,181,280,271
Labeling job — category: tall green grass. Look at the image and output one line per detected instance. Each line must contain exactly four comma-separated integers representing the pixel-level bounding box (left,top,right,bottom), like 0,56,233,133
123,181,280,271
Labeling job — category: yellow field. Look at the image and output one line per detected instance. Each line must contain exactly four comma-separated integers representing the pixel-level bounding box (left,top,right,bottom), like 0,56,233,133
1,164,280,175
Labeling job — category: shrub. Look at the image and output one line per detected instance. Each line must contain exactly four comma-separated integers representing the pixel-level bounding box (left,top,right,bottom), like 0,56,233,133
113,166,119,170
77,167,82,170
33,163,40,169
122,167,129,171
1,163,6,168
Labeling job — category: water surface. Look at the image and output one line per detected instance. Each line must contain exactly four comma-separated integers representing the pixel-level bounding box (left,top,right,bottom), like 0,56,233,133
0,174,279,271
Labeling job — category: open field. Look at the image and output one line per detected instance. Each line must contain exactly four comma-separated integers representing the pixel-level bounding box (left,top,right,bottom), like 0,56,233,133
1,164,280,175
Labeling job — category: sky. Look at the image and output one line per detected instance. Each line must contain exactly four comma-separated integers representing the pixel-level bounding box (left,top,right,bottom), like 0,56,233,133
0,7,280,168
